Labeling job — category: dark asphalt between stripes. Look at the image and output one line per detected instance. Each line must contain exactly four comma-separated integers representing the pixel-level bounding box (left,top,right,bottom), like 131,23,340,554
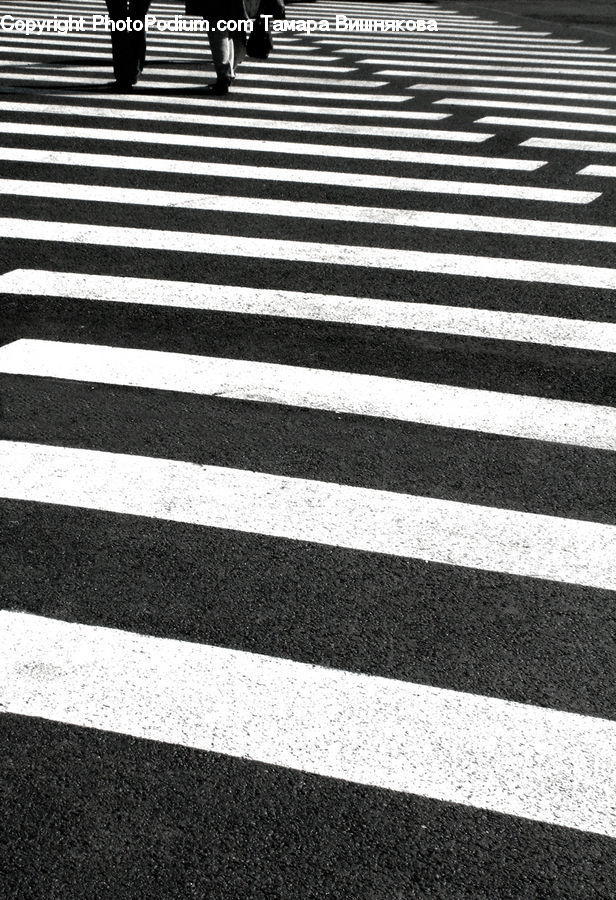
2,1,616,896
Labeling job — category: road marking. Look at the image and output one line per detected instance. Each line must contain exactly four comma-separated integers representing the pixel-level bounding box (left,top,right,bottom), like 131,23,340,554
2,441,616,588
0,210,616,290
2,219,612,286
479,116,616,134
13,179,616,242
0,35,335,59
0,72,405,102
344,26,553,34
0,63,387,88
309,8,488,17
0,72,201,90
329,50,616,67
55,92,442,121
398,72,616,89
413,84,616,103
3,610,616,836
317,35,606,49
523,137,616,152
439,98,616,118
295,41,613,58
0,121,497,158
301,21,532,32
3,268,615,353
3,338,616,450
316,34,588,45
0,101,452,138
0,29,325,52
0,43,353,71
579,165,616,176
370,62,616,77
34,183,616,243
0,149,594,203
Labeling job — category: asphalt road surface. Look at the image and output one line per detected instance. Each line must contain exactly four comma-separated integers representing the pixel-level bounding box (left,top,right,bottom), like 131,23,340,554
1,1,616,897
437,1,616,42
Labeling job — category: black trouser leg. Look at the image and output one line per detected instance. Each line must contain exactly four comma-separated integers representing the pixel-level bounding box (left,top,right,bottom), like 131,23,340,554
105,0,151,84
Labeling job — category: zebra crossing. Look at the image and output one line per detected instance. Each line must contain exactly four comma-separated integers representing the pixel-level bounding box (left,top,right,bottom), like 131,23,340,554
1,0,616,893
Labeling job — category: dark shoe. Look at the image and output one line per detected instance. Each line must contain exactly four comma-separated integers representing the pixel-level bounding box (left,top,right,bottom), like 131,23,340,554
110,65,140,91
104,80,134,92
207,76,231,96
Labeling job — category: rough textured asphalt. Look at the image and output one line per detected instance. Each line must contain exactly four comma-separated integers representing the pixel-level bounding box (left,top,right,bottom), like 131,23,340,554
1,0,616,897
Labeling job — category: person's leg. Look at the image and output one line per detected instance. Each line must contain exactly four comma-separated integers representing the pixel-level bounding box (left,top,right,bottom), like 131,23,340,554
232,31,247,69
207,25,234,92
105,0,131,84
129,0,151,79
105,0,150,87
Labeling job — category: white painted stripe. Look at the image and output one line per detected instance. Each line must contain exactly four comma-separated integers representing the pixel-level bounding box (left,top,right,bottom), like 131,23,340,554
5,148,586,200
0,72,404,102
316,33,604,46
0,43,351,69
413,84,616,103
321,27,553,36
0,102,451,138
280,40,615,57
308,7,480,13
372,62,616,77
0,66,387,88
0,43,145,60
0,73,240,90
0,23,314,43
45,40,614,63
331,50,616,67
8,24,297,40
311,18,538,27
324,42,591,53
159,85,405,102
2,441,616,589
3,614,616,836
479,116,616,134
0,147,601,203
1,219,612,288
411,27,552,34
56,92,442,121
318,34,616,53
0,50,336,64
4,339,616,451
316,34,588,45
16,181,616,244
286,7,484,14
0,1,428,6
0,49,358,77
9,19,537,34
523,137,616,152
439,98,616,118
0,72,197,89
0,39,336,53
579,165,616,176
400,72,616,89
0,122,493,157
3,268,615,353
12,58,369,80
329,26,552,34
311,7,479,12
317,39,608,52
277,17,524,28
0,35,333,57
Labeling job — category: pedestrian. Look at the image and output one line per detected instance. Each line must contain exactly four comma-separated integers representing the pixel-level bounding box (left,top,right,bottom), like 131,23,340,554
105,0,152,90
185,0,285,95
